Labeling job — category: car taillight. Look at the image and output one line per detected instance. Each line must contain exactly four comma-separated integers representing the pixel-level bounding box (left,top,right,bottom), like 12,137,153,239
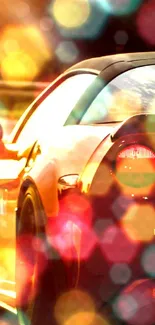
115,145,155,191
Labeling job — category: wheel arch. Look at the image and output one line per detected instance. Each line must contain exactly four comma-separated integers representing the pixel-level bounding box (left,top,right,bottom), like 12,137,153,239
17,178,40,218
17,174,59,222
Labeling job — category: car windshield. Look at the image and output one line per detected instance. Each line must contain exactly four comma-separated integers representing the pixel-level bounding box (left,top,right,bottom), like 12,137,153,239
80,65,155,124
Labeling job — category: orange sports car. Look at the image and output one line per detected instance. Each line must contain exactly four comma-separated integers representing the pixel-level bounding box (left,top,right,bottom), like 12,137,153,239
0,52,155,325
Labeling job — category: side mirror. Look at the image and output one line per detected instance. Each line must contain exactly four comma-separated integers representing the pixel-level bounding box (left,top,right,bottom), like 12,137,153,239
58,174,79,194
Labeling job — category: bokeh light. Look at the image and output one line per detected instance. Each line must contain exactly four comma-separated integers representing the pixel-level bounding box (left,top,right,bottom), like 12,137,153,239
98,0,142,16
112,195,134,220
115,144,155,197
1,51,38,81
137,0,155,45
55,41,79,64
47,191,97,261
54,289,95,325
52,0,91,29
65,312,111,325
110,263,131,285
59,192,92,227
0,25,51,81
100,225,139,263
113,293,138,322
0,247,15,281
141,245,155,277
50,0,107,39
113,279,155,325
121,204,155,242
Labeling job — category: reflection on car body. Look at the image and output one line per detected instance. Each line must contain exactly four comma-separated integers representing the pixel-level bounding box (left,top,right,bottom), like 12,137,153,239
0,52,155,325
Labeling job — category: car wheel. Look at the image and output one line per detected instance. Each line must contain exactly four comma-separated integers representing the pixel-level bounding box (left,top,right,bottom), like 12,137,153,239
16,186,68,325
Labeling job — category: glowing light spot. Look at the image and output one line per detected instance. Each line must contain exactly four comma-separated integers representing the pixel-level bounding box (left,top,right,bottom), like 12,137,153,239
65,312,110,325
115,144,155,196
114,279,155,325
100,225,139,263
48,214,97,261
137,0,155,45
65,312,95,325
141,245,155,277
1,51,38,81
51,0,90,29
99,0,142,16
50,0,107,39
0,247,15,281
54,290,95,325
113,293,138,321
114,30,128,45
60,193,92,222
110,263,131,284
112,195,134,220
0,266,8,280
3,39,20,53
122,204,155,242
0,25,51,81
56,41,79,63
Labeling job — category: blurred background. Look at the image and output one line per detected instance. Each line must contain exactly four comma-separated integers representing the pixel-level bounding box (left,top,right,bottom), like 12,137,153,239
0,0,155,82
0,0,155,134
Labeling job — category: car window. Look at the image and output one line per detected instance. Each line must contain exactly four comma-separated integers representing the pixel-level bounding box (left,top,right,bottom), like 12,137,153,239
80,65,155,124
15,74,97,150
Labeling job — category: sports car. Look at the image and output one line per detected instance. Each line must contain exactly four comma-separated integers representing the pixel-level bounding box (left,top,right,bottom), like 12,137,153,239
0,52,155,325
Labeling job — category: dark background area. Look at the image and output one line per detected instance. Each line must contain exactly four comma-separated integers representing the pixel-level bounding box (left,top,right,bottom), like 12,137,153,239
0,0,155,81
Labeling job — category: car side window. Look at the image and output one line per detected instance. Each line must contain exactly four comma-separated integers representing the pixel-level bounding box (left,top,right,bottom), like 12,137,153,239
79,65,155,124
15,73,97,150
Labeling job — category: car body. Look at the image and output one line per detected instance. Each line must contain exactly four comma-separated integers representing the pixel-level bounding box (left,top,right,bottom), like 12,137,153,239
0,52,155,324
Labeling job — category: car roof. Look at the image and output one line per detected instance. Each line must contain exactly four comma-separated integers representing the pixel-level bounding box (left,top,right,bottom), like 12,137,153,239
67,52,155,73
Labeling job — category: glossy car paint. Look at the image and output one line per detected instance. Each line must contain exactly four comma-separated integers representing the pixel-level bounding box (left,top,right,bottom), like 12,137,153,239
0,52,155,314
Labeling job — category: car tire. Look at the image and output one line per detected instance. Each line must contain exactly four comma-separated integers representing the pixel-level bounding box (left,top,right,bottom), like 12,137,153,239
16,185,68,325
